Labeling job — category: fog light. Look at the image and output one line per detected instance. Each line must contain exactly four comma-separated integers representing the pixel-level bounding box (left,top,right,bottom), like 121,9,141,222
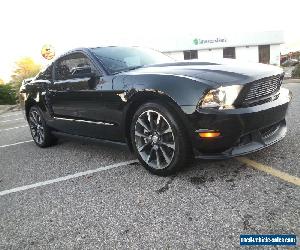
199,131,221,138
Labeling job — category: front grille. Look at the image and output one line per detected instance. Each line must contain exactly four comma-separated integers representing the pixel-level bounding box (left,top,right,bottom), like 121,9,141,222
244,74,283,102
260,122,281,138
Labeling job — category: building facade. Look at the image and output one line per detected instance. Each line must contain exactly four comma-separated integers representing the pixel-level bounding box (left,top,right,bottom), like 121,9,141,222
159,31,283,66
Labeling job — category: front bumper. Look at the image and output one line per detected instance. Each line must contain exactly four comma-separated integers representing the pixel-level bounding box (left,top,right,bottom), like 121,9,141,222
185,87,292,159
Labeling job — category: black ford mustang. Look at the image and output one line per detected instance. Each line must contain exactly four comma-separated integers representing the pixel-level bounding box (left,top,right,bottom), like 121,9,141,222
20,46,291,176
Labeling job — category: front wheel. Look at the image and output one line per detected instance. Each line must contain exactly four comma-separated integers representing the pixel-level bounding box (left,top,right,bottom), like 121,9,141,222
131,102,191,176
28,106,57,148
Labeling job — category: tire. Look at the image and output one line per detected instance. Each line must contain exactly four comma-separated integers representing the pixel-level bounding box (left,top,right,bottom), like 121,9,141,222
28,106,57,148
130,101,191,176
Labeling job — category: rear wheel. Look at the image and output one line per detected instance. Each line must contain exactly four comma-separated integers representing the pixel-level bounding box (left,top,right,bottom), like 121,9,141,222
131,102,190,176
28,106,57,147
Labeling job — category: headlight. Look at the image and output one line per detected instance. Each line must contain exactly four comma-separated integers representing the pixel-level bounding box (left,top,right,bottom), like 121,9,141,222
201,85,243,109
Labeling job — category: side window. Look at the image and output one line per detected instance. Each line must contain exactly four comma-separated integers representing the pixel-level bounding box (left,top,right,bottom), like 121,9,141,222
55,53,95,80
36,64,53,81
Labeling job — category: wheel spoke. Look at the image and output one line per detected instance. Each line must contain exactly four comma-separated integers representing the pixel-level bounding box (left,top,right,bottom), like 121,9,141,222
161,142,175,150
147,111,154,131
29,115,37,126
160,146,171,164
147,147,154,163
39,127,44,135
36,132,41,144
155,149,161,168
156,114,162,130
32,129,37,136
37,114,42,125
32,112,38,124
135,131,148,138
160,126,172,135
137,118,151,132
40,131,45,141
137,141,150,152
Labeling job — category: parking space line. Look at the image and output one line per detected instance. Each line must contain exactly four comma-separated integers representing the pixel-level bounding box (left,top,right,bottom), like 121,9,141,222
0,140,34,148
237,157,300,186
0,160,139,197
0,125,28,132
0,112,22,118
0,118,24,123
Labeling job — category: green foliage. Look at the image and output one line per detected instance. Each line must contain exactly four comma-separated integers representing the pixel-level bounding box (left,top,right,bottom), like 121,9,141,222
0,57,41,104
291,64,300,78
0,84,17,105
10,57,41,91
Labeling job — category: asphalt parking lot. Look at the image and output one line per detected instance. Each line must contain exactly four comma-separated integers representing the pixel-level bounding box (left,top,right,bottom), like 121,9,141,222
0,82,299,249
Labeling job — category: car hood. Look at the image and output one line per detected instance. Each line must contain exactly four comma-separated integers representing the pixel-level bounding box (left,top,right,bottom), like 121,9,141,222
123,59,283,86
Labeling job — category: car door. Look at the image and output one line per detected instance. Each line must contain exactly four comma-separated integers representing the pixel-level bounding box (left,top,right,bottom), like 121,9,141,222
47,52,117,139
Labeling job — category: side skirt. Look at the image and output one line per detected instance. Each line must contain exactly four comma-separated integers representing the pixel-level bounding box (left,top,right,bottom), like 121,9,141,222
51,131,130,149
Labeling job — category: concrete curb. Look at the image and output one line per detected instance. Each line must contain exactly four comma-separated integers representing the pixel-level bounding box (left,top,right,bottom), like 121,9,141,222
0,105,21,115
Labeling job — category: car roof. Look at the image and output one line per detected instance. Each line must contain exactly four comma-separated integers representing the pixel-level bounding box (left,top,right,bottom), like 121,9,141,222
56,47,91,59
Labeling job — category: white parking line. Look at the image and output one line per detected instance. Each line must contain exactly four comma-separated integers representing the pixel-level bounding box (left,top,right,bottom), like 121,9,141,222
0,140,34,148
0,160,139,196
0,118,24,123
0,112,22,118
0,125,28,132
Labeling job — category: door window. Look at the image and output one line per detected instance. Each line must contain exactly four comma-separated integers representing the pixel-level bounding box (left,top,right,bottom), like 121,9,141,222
55,53,95,80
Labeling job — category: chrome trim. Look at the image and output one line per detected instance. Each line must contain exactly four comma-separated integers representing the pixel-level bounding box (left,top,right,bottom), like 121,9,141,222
53,77,91,84
53,117,114,126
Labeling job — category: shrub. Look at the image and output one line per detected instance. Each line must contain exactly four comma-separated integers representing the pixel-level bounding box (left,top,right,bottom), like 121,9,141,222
0,84,17,105
291,64,300,78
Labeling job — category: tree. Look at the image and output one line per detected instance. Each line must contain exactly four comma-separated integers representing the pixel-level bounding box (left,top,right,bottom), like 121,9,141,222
0,78,4,85
0,84,16,105
10,57,41,89
292,64,300,78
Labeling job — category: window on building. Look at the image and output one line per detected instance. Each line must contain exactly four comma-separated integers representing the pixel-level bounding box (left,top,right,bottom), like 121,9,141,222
183,50,198,60
223,47,236,59
259,45,270,64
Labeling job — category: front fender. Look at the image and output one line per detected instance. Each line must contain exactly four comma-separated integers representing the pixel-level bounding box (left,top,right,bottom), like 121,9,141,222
21,82,49,119
123,74,210,107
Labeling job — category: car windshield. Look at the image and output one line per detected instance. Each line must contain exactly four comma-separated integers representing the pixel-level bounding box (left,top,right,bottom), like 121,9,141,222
91,47,174,74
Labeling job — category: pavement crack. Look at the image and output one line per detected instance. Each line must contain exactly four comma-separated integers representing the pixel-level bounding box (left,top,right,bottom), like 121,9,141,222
156,176,176,194
203,185,222,200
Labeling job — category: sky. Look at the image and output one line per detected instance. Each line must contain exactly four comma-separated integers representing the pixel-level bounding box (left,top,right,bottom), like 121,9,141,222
0,0,300,82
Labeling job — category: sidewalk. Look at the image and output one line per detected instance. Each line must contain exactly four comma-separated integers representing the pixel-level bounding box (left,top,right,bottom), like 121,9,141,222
0,104,21,115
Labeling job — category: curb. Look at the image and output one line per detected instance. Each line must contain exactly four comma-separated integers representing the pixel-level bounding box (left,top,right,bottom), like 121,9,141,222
0,105,21,115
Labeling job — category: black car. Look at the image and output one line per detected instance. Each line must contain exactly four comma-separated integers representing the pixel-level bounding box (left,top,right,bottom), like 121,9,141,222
20,46,291,176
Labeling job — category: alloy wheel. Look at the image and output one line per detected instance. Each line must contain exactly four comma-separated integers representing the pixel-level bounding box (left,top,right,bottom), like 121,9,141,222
28,110,45,145
134,110,175,169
